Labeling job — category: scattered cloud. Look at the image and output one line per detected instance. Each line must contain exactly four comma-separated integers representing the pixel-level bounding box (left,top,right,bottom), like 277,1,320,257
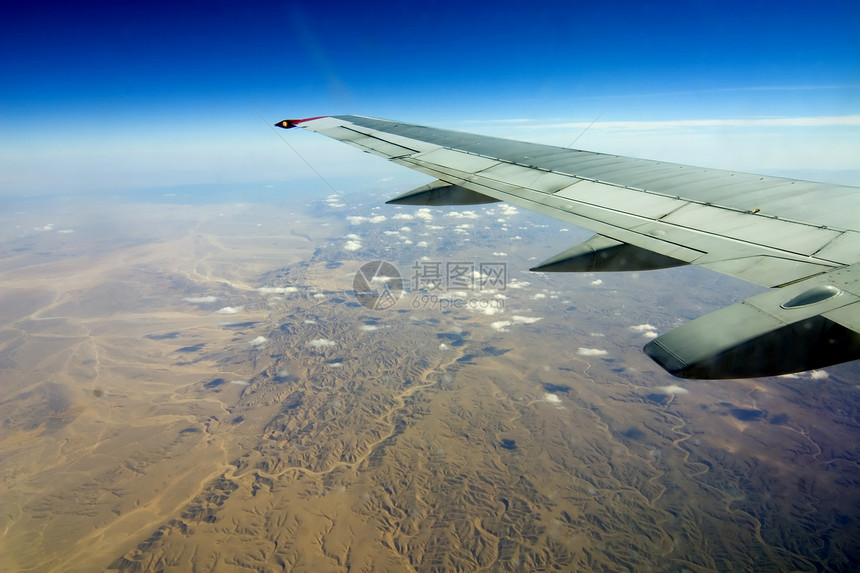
346,215,387,224
184,296,217,303
544,393,564,407
416,208,434,221
392,213,414,220
491,315,542,331
446,210,480,219
439,343,448,350
591,279,603,286
249,336,267,346
258,287,298,294
309,338,337,348
656,384,689,394
630,324,659,338
344,240,362,251
577,347,608,356
216,306,241,314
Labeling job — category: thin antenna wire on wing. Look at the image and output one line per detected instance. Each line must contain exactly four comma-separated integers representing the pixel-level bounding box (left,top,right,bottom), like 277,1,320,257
566,108,607,149
257,112,386,245
524,108,607,190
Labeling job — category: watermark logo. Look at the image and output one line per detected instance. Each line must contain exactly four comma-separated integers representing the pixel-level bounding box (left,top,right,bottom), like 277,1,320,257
353,261,404,310
411,261,507,291
353,260,507,311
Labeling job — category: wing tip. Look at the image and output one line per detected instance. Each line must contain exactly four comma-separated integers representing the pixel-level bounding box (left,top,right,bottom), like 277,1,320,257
275,116,328,129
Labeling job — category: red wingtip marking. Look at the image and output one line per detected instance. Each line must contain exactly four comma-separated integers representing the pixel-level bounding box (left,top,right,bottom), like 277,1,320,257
275,116,328,129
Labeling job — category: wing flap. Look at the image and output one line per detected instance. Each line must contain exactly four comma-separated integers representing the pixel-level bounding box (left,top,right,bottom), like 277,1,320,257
645,266,860,378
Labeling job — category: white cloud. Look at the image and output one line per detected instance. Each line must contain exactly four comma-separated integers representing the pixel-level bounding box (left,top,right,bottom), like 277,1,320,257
642,331,658,339
417,241,429,247
492,251,507,256
439,343,448,350
577,347,608,356
809,369,829,379
344,240,362,251
258,287,298,294
630,324,656,333
591,279,603,286
491,315,541,330
184,296,217,303
512,315,542,325
392,213,414,220
249,336,267,346
533,293,546,300
416,208,434,221
230,380,249,386
656,384,689,394
313,293,326,299
544,393,563,407
216,306,242,314
346,233,360,240
309,338,337,348
346,215,385,224
400,226,412,232
446,210,480,219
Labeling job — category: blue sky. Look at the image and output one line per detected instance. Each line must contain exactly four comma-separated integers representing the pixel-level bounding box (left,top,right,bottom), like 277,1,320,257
2,0,858,197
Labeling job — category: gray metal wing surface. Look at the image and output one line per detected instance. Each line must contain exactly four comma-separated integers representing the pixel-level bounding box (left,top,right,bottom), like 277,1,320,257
277,115,860,379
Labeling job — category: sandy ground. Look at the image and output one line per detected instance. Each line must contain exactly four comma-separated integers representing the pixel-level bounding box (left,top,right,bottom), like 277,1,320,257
1,195,858,572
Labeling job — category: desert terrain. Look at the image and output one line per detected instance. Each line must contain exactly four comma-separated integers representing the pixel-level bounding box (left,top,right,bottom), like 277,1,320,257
1,190,858,572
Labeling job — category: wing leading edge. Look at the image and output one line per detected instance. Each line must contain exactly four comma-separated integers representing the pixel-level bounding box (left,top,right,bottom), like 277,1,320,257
277,115,860,379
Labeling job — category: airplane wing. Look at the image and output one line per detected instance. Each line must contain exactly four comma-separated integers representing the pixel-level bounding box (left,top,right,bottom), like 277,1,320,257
277,115,860,379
